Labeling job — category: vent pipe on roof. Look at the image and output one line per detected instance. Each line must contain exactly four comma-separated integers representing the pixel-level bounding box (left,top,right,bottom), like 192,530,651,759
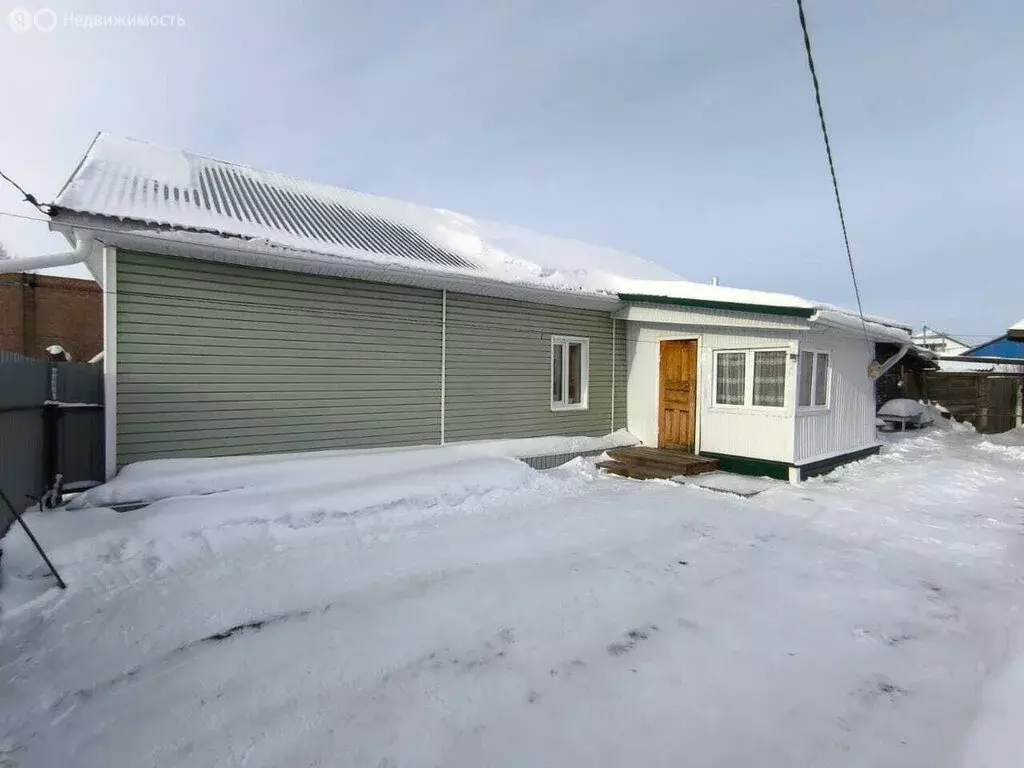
711,276,719,286
0,233,94,274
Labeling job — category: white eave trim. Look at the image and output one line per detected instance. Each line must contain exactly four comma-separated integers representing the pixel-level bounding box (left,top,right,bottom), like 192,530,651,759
50,215,623,313
613,302,813,331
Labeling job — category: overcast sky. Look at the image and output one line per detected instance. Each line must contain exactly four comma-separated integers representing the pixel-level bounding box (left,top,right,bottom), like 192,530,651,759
1,0,1020,340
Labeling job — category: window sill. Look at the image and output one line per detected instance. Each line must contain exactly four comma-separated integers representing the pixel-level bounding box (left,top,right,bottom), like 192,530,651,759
551,403,589,413
710,405,788,415
797,406,831,415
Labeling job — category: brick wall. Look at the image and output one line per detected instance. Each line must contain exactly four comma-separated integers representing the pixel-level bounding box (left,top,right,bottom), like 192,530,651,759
0,274,102,361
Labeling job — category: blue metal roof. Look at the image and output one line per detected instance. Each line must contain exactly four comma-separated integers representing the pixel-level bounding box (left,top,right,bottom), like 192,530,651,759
964,335,1024,361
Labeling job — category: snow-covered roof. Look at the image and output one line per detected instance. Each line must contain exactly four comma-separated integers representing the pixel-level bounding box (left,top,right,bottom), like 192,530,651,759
53,134,675,298
52,133,909,338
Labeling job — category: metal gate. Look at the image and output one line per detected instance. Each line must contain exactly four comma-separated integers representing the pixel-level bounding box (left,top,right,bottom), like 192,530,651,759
0,351,104,529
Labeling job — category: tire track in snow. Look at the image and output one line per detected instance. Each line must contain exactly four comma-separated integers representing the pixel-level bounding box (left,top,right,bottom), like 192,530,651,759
47,602,339,726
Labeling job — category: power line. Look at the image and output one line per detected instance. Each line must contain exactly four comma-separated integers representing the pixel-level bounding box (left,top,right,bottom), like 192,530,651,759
0,209,50,224
0,169,51,214
794,0,872,354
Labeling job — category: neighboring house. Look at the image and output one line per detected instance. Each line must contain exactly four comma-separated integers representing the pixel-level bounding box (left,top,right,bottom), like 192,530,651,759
0,273,102,361
925,319,1024,432
36,134,912,482
956,319,1024,371
910,328,970,358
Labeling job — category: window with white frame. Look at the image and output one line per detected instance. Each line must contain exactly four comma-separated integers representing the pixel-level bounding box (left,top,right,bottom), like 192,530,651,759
798,351,830,407
715,348,788,408
714,352,747,405
551,336,589,410
752,350,787,407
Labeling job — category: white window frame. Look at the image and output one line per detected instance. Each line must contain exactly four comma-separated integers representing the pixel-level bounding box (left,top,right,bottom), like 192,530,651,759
550,335,590,411
713,350,748,408
798,349,831,410
712,347,790,410
750,349,789,409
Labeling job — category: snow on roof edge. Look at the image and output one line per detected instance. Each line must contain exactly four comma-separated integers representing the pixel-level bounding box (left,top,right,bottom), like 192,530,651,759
63,217,623,312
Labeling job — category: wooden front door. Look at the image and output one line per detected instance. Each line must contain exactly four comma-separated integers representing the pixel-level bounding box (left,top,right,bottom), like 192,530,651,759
659,340,697,450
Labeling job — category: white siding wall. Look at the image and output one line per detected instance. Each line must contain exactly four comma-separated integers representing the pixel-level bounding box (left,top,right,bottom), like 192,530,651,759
626,323,799,463
793,331,879,464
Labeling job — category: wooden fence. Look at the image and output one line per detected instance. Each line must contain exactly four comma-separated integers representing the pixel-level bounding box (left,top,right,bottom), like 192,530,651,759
923,371,1022,434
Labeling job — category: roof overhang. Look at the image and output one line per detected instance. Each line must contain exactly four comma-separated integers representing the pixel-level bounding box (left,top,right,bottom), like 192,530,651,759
617,292,815,319
617,295,911,344
50,213,623,312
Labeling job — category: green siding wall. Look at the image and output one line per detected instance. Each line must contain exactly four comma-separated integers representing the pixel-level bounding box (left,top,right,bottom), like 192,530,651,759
116,252,443,465
445,293,618,442
116,252,623,466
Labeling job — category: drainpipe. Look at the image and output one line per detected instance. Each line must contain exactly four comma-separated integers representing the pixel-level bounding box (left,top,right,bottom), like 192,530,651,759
0,234,94,274
868,343,910,380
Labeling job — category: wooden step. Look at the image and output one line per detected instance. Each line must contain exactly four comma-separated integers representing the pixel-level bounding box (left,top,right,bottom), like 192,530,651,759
605,447,718,477
596,460,680,481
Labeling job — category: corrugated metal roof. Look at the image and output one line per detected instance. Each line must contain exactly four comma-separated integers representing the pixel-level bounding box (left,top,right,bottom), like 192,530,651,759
54,134,476,271
964,335,1024,361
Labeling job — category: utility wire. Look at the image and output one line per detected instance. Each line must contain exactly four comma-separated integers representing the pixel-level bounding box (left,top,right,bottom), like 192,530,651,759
794,0,873,355
0,169,51,214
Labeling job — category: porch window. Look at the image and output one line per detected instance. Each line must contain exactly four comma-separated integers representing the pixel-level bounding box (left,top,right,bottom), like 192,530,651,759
752,351,786,407
799,351,830,407
714,352,746,406
551,336,589,410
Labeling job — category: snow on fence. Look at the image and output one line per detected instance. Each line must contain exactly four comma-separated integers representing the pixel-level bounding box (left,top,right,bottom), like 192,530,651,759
0,351,103,530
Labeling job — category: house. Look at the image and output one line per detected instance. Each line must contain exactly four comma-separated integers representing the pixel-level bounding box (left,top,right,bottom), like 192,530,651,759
954,319,1024,371
16,134,911,482
0,273,101,361
910,328,970,358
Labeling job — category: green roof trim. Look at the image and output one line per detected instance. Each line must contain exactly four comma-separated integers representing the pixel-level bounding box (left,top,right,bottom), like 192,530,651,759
619,293,816,319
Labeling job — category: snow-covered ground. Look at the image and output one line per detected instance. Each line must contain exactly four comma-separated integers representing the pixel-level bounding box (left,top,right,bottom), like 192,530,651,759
2,425,1024,767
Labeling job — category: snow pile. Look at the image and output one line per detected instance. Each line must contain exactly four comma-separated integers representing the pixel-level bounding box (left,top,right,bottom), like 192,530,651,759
973,427,1024,461
877,399,936,430
69,431,637,509
4,454,604,614
878,399,928,418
